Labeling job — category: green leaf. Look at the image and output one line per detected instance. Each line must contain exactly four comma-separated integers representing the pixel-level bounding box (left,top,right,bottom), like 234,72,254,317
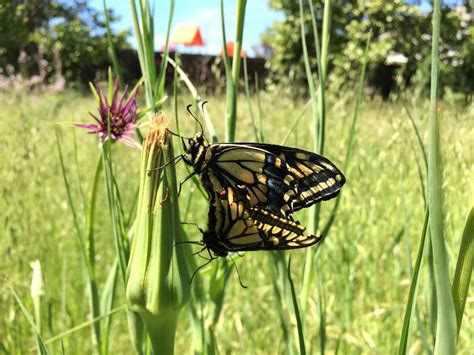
427,1,457,353
452,199,474,335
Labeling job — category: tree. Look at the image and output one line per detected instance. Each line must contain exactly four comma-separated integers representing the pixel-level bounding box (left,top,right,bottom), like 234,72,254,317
0,0,129,86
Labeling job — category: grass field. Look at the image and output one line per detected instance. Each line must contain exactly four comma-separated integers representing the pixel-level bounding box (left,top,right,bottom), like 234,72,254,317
0,89,472,353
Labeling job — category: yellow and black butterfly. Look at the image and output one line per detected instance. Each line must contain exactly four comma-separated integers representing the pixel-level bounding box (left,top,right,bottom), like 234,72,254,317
178,131,345,219
170,105,345,257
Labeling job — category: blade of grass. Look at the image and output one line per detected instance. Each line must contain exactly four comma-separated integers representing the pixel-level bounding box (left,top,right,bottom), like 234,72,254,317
100,259,119,355
268,253,293,354
427,0,457,353
103,0,124,79
41,306,128,346
451,198,474,335
298,0,322,310
287,257,306,355
220,0,235,142
129,0,153,110
316,274,326,355
167,56,201,101
242,57,259,142
398,209,430,355
403,102,428,171
10,286,49,354
155,0,175,103
320,33,371,237
227,0,247,142
316,0,331,155
55,128,102,350
254,73,265,142
280,99,312,146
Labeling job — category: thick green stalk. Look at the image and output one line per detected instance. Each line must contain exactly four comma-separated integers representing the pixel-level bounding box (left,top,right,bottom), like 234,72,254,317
224,0,247,142
103,0,123,79
156,0,175,101
317,0,331,156
427,1,457,353
220,0,234,143
300,0,332,310
129,0,154,110
127,119,190,355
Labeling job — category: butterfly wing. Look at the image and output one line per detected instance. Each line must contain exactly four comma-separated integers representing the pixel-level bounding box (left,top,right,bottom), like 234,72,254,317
207,143,345,216
204,186,320,253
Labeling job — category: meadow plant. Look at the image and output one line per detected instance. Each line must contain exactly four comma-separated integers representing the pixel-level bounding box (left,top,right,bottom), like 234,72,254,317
57,73,142,353
126,114,190,354
75,78,139,147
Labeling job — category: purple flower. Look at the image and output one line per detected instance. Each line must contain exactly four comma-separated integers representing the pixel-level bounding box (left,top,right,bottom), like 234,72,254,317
76,78,138,147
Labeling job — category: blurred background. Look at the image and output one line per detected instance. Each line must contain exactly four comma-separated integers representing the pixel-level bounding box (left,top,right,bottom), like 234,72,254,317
1,0,473,98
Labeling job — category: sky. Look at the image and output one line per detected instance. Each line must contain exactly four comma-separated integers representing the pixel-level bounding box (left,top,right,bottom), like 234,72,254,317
89,0,284,57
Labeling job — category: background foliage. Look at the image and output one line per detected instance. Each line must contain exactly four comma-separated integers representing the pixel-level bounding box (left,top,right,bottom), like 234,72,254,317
263,0,474,98
0,0,129,85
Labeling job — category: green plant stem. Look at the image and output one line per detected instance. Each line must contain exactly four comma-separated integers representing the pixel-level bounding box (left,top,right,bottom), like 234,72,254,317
225,0,247,142
55,129,102,351
287,258,306,355
103,0,123,79
398,209,430,354
300,0,336,315
427,0,457,353
155,0,175,102
242,57,259,142
317,0,331,155
298,0,321,309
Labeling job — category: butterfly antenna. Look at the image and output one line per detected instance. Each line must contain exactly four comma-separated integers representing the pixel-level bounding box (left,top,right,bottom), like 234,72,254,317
229,254,248,289
199,101,209,135
166,128,194,140
186,104,204,134
148,154,183,171
166,128,182,137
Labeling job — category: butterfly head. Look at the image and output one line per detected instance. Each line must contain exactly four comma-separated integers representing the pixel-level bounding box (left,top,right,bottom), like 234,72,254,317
182,132,209,170
202,230,229,257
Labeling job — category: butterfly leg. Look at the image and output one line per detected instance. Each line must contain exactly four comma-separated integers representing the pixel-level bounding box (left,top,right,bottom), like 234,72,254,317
178,171,197,196
190,252,215,285
180,221,205,234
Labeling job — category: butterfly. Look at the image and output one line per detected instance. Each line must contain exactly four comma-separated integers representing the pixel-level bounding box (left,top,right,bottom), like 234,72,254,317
202,185,321,258
178,135,345,218
171,104,345,257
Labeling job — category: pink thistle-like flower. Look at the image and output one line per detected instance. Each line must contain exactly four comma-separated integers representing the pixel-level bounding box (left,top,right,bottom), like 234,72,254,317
76,78,138,147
